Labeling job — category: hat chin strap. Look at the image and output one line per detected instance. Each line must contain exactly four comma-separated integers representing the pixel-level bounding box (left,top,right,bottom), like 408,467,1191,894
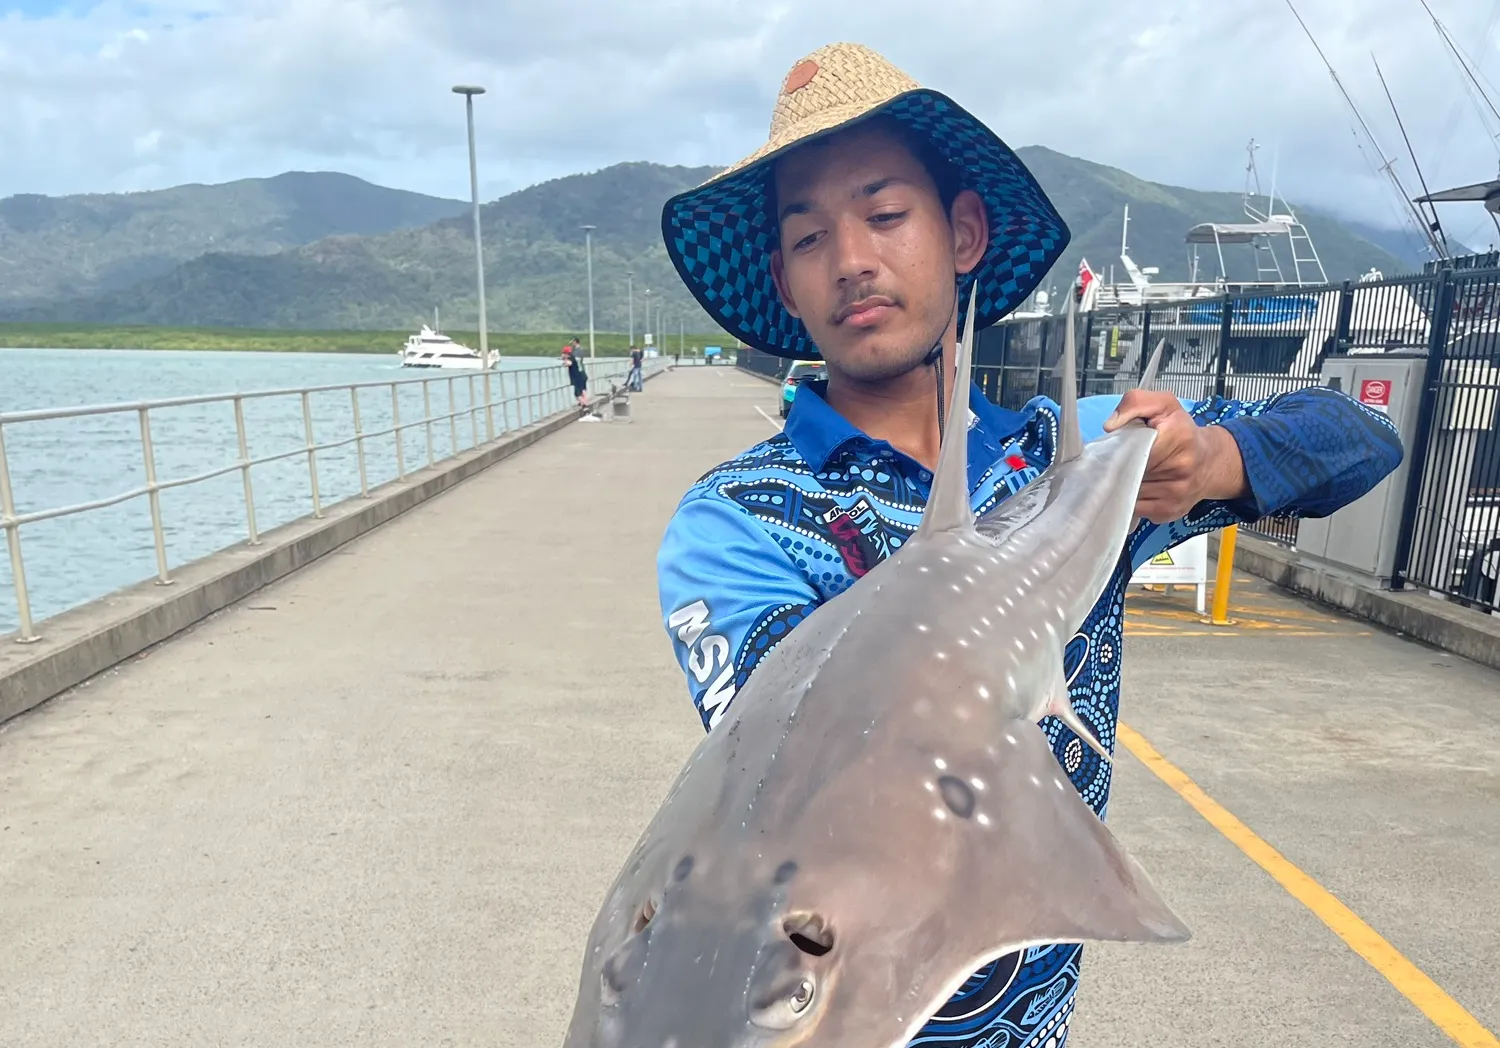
922,286,964,447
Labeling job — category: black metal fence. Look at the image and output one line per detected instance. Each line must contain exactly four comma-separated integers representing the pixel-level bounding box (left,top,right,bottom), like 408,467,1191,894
737,346,788,381
984,268,1499,609
735,267,1500,613
1391,267,1500,611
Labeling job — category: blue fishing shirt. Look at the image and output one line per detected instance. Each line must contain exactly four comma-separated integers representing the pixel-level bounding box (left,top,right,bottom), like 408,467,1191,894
656,376,1402,1048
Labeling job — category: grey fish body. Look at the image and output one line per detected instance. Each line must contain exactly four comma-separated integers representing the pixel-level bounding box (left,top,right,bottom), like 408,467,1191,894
563,296,1185,1048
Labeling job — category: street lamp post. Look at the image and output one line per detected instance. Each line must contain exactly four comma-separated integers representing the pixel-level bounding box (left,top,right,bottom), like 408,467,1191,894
451,83,493,441
644,289,651,350
627,270,634,348
451,85,490,367
581,224,597,359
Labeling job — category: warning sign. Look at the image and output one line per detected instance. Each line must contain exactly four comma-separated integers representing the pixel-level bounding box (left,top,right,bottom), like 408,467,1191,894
1359,378,1391,414
1130,533,1208,587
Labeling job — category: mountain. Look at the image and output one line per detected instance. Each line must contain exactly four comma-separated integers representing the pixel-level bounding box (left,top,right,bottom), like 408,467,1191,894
0,172,469,306
7,163,727,335
1325,215,1479,272
7,151,1416,334
1011,146,1403,293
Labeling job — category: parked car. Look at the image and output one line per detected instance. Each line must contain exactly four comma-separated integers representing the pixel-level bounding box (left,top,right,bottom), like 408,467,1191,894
780,360,826,418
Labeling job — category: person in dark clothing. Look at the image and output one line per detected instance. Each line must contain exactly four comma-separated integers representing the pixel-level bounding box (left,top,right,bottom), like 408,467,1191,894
563,347,589,408
628,345,644,391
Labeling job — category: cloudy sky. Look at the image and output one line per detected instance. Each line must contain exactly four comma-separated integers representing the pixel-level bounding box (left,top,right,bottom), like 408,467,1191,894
4,0,1500,247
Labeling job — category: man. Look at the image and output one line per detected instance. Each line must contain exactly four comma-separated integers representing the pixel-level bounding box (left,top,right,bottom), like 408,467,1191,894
628,344,644,391
655,42,1403,1048
562,343,589,409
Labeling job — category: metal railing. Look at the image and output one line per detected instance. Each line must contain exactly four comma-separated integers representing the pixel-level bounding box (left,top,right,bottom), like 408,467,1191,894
1392,267,1500,610
736,346,788,381
1,356,654,642
987,271,1498,604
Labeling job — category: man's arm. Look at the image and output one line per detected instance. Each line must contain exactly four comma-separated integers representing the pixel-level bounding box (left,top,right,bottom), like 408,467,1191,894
657,494,821,732
1076,385,1405,569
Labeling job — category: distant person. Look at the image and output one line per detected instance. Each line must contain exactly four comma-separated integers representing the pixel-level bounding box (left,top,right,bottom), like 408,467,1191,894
628,345,644,391
563,346,589,409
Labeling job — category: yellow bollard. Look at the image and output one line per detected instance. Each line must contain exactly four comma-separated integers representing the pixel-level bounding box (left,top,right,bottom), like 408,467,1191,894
1207,524,1238,626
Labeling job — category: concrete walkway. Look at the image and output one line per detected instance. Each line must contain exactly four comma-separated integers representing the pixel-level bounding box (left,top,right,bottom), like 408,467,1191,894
1,365,1496,1048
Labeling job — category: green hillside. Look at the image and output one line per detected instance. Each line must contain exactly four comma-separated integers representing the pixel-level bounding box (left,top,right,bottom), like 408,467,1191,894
1012,146,1403,291
4,151,1414,337
0,171,468,306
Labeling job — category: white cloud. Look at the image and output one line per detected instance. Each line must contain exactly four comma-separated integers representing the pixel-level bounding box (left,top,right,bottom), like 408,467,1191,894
2,0,1500,247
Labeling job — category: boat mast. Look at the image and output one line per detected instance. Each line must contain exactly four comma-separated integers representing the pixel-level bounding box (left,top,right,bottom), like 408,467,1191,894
1373,53,1451,259
1283,0,1442,259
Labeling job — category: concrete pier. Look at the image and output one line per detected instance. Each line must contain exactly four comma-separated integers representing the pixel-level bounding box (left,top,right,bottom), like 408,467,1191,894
1,365,1495,1047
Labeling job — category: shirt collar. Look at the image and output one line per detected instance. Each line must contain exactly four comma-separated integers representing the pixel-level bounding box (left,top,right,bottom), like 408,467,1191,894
783,377,1031,472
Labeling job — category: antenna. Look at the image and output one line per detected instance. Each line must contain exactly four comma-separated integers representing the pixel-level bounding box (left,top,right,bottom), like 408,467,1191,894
1373,52,1450,259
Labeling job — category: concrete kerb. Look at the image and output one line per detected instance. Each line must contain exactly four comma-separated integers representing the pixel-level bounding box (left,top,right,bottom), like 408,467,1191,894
0,375,652,726
1209,529,1500,672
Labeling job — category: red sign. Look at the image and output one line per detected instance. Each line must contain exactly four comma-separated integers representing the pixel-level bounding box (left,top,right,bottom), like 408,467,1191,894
1359,379,1391,407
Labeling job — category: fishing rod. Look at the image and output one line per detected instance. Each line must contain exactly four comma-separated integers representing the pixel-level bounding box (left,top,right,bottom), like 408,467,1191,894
1415,0,1500,143
1372,53,1451,258
1282,0,1445,258
1414,0,1500,246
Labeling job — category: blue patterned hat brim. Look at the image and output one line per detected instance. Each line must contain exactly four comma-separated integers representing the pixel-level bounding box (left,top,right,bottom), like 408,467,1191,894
661,89,1071,361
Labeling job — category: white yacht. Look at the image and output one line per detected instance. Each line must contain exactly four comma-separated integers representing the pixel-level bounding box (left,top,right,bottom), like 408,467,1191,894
400,314,497,370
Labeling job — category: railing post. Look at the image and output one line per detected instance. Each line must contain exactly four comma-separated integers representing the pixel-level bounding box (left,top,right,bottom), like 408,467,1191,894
0,422,39,643
1332,279,1355,360
1214,296,1233,400
301,391,323,519
233,396,261,543
1081,311,1096,394
1391,268,1455,591
483,370,495,443
350,387,369,498
1138,307,1151,382
137,407,174,586
422,381,435,468
467,374,479,449
391,384,405,480
448,376,459,457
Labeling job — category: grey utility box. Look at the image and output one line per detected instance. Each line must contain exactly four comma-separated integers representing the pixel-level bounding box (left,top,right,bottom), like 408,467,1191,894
1293,354,1426,586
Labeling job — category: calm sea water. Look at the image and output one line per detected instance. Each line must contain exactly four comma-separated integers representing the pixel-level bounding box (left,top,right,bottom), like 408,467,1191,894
0,347,609,634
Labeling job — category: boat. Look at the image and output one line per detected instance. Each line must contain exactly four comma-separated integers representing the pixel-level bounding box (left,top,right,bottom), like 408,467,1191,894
399,309,497,370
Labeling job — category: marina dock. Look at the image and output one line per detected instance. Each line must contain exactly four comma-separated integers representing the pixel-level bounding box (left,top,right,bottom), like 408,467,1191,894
1,364,1497,1047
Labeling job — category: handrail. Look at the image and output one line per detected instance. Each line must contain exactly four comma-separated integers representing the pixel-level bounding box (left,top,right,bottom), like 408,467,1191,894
0,365,553,425
1,355,656,643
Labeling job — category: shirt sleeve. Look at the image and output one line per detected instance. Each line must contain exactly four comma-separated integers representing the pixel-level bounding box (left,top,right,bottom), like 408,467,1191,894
1075,386,1405,571
656,493,822,733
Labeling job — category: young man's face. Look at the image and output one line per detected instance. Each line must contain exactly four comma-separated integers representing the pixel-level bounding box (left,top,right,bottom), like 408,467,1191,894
769,122,987,384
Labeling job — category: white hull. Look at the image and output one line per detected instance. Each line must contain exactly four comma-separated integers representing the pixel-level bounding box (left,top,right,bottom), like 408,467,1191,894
399,324,497,370
400,351,498,370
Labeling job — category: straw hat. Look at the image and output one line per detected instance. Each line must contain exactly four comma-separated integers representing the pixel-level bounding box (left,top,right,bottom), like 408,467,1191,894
661,42,1070,361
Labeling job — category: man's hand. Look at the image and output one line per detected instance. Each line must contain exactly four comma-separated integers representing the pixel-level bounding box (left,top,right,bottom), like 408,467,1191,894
1102,390,1249,524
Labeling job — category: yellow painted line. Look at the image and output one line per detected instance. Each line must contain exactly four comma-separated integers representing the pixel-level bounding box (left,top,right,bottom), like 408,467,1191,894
1118,723,1499,1048
1125,628,1367,638
1130,606,1345,629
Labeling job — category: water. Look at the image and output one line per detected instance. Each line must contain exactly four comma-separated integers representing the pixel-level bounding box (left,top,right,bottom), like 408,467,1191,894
0,347,615,634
